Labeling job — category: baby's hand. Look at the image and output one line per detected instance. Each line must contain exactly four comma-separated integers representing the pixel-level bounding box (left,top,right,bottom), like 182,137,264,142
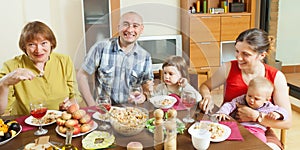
178,78,188,88
215,114,230,121
265,112,281,120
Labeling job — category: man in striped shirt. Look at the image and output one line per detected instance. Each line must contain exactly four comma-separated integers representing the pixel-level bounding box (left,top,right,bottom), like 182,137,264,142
77,11,153,106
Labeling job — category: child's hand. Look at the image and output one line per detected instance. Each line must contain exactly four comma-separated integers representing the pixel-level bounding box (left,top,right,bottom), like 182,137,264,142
178,78,188,88
215,114,230,121
265,112,281,120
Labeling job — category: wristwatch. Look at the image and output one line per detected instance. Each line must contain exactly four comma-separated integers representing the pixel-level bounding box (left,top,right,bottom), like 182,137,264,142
256,112,263,123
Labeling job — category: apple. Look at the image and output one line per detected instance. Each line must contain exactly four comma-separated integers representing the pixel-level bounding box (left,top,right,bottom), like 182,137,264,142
67,103,79,114
79,114,91,124
72,109,86,120
58,125,67,134
65,119,79,128
80,124,91,133
61,111,72,120
87,120,94,127
73,125,81,135
56,117,66,126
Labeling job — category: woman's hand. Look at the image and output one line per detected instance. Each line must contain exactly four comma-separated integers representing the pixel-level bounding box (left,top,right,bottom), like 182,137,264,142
59,97,79,111
2,68,36,86
235,103,259,122
199,95,215,114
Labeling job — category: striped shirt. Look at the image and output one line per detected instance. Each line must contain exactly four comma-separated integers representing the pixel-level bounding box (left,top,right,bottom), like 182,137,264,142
82,37,153,103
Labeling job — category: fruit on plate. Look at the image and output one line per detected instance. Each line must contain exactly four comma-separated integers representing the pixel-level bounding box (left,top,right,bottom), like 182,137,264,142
65,119,79,128
82,131,115,149
0,119,21,142
79,114,91,124
61,111,72,120
56,117,66,126
67,103,80,114
56,109,93,135
72,109,86,120
58,126,67,134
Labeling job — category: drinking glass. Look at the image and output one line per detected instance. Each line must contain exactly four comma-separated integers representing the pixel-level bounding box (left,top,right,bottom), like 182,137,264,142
96,95,112,130
29,101,48,135
181,91,197,123
129,84,143,106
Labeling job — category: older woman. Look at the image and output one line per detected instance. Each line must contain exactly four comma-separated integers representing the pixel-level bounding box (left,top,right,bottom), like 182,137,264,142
199,28,292,149
0,21,84,116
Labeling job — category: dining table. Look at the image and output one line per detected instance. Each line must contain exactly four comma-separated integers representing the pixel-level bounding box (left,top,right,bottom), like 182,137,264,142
0,102,272,150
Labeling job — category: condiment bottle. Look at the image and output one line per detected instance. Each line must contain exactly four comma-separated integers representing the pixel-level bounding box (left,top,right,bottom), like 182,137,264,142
164,109,177,150
61,127,78,150
154,109,164,150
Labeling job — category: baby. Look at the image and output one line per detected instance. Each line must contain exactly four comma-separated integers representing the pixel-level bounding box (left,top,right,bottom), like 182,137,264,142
215,76,288,142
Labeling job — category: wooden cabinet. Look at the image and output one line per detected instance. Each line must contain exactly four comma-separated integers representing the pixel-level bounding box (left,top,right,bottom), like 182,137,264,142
221,15,251,41
181,0,256,69
190,16,220,42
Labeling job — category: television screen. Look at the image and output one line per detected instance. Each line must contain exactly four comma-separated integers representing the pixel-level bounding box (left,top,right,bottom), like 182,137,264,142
137,35,182,71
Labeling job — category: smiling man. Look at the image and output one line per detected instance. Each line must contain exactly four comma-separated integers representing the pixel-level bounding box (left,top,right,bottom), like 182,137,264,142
77,11,154,106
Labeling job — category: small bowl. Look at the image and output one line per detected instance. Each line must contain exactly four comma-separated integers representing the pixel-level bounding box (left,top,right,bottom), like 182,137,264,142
149,95,177,109
110,106,148,136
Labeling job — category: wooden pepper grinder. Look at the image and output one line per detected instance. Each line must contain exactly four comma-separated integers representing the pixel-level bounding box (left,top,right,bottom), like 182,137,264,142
153,109,164,150
164,109,177,150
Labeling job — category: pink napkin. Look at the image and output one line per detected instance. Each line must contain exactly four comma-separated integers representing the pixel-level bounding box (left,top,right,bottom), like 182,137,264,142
15,115,36,132
220,121,244,141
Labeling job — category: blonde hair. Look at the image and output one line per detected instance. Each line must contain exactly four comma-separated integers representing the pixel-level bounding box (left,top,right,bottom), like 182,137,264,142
162,55,190,81
248,76,274,98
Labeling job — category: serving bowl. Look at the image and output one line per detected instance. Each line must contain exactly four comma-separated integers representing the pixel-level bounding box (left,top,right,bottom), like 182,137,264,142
109,106,148,136
149,95,177,109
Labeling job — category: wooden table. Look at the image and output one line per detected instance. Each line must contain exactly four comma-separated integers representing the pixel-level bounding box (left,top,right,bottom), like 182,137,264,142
0,105,271,150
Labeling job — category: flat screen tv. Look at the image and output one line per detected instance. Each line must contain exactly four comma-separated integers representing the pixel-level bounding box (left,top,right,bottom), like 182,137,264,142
137,34,182,71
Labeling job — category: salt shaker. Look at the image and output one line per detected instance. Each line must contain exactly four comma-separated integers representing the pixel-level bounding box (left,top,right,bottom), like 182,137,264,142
154,109,164,150
164,109,177,150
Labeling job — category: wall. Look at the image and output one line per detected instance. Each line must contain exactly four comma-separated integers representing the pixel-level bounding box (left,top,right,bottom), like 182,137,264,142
277,0,300,66
0,0,299,69
120,0,180,36
0,0,84,68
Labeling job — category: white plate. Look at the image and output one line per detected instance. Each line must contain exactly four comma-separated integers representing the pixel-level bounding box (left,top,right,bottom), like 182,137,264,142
92,106,117,122
25,110,62,126
149,95,177,109
188,121,231,142
0,125,22,145
55,122,98,138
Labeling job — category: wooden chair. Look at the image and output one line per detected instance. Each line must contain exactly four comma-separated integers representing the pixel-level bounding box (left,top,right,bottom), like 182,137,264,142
280,129,287,149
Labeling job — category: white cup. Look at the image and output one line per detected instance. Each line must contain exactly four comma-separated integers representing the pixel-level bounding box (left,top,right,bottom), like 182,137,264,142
191,129,211,150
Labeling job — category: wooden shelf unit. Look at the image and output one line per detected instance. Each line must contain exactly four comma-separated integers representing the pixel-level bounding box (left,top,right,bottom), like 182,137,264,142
180,0,256,85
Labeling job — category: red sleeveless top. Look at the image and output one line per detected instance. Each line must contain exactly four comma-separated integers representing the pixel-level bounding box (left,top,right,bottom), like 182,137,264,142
224,60,278,103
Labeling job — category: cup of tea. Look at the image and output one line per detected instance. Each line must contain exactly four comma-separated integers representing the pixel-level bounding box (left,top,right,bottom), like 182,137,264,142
191,129,211,150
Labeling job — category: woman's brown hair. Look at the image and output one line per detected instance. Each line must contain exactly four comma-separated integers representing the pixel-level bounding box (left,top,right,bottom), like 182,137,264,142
19,21,56,53
235,28,275,64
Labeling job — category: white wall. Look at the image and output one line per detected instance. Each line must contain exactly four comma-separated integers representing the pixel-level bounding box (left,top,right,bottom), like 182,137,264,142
120,0,181,36
277,0,300,66
0,0,299,69
0,0,84,68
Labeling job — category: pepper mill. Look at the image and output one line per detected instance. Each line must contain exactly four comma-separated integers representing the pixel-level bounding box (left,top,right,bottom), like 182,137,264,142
164,109,177,150
153,109,164,150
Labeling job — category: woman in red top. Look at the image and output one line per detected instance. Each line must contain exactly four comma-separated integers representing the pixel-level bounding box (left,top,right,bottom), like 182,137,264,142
199,28,292,149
